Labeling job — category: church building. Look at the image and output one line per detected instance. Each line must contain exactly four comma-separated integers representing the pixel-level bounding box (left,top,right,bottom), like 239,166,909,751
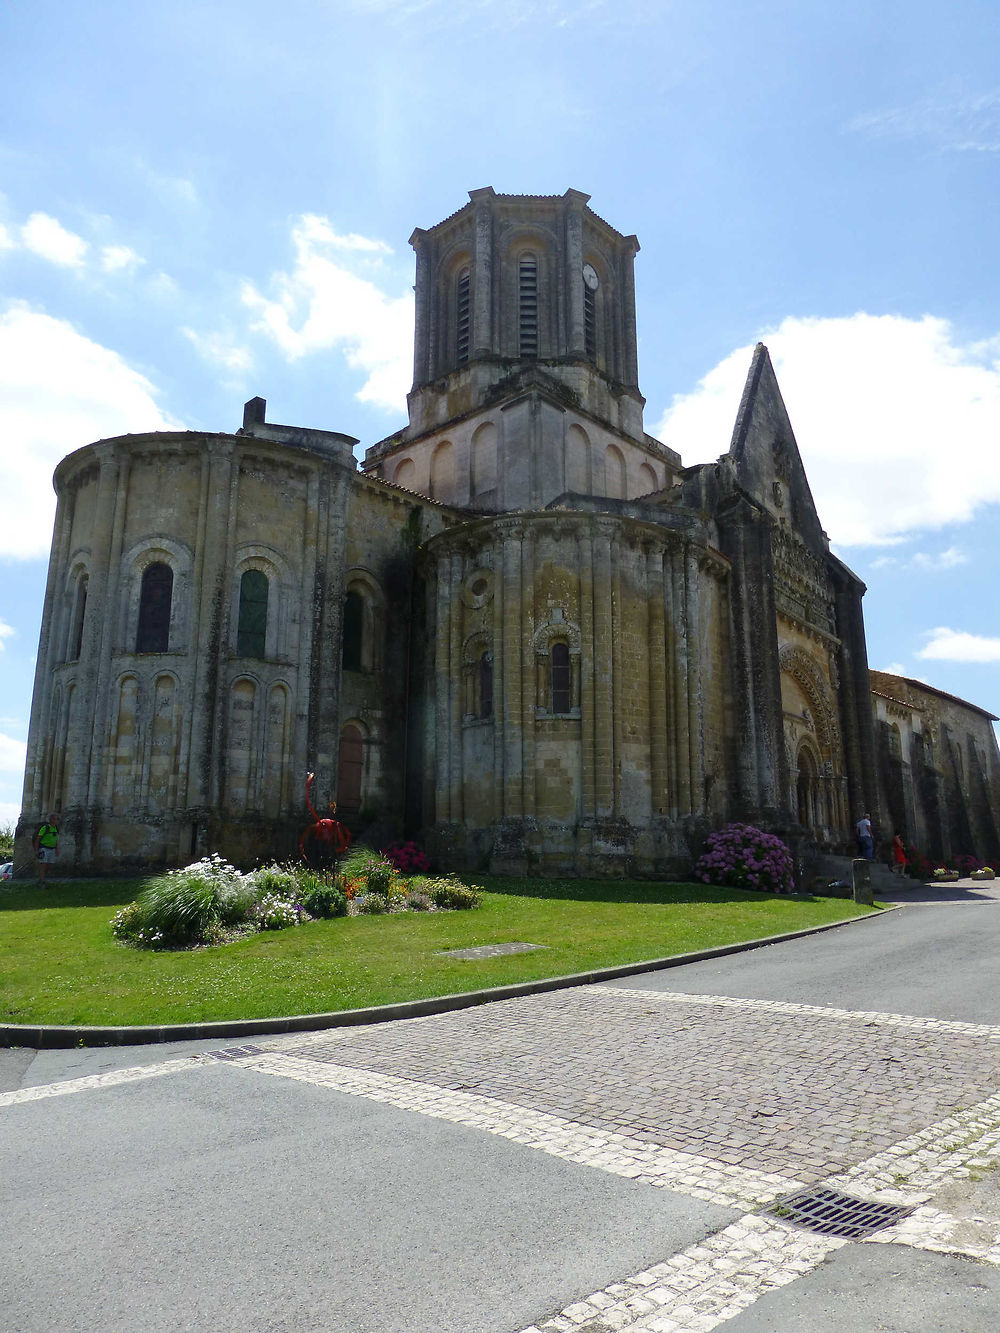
15,189,1000,878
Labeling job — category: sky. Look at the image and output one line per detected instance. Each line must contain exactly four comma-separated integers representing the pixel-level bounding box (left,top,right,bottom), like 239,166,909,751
1,0,999,827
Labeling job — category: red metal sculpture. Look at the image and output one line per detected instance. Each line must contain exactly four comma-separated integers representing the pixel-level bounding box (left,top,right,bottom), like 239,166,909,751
299,771,352,863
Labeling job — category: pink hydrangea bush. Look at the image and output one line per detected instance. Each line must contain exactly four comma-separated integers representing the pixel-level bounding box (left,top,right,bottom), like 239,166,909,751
382,840,431,874
694,822,794,894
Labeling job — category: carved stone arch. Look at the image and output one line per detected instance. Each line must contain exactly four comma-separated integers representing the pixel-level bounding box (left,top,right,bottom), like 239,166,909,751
462,629,494,720
532,616,582,656
566,423,590,494
778,644,838,761
471,421,497,501
394,456,417,490
430,439,455,502
533,615,582,716
604,443,626,500
794,736,823,831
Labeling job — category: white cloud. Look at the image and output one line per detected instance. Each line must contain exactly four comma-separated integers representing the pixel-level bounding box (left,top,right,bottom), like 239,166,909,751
241,214,413,411
0,619,14,650
0,800,23,825
21,212,89,267
871,545,968,572
0,732,27,774
655,313,1000,547
918,627,1000,663
0,302,180,559
183,327,253,374
0,222,14,253
100,244,143,274
850,90,1000,154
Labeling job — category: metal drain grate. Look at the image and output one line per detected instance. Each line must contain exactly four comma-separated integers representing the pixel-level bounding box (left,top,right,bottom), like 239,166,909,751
764,1187,914,1240
207,1044,266,1061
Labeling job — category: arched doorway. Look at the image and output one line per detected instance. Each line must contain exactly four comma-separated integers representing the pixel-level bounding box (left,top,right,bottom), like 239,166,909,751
796,745,819,829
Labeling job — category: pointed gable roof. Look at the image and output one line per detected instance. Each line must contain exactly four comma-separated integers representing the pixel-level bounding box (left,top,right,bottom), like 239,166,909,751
728,343,827,552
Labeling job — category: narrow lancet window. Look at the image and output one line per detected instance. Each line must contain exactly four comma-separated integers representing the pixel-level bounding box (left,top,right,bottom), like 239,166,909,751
237,569,269,658
342,590,364,671
71,575,88,661
136,562,173,653
478,651,493,719
551,641,571,714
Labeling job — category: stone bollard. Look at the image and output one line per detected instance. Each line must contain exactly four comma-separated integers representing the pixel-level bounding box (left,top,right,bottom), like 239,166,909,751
852,858,874,905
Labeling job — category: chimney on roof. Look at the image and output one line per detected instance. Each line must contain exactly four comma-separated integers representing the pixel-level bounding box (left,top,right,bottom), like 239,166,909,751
243,396,266,430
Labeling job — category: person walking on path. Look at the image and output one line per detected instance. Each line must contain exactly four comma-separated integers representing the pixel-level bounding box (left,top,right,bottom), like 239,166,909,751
856,812,874,860
892,832,908,876
32,815,58,886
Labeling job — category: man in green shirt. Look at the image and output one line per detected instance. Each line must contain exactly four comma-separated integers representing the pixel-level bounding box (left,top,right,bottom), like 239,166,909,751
32,815,58,886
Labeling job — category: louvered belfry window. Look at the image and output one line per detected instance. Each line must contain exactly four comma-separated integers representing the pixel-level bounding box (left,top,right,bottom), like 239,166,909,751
456,269,471,365
519,253,538,356
584,280,597,360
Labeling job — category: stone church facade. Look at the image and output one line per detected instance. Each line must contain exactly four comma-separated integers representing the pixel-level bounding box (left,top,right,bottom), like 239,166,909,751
15,189,1000,877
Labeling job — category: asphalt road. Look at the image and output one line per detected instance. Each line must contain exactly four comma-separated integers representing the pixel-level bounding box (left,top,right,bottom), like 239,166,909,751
4,890,1000,1332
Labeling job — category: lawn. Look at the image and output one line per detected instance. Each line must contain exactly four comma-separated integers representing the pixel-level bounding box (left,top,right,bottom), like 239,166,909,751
0,876,881,1029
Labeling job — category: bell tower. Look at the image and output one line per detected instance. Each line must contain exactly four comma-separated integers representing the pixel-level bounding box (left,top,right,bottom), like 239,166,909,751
363,189,679,509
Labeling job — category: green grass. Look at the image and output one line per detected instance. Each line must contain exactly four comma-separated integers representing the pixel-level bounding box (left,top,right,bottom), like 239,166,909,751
0,875,881,1028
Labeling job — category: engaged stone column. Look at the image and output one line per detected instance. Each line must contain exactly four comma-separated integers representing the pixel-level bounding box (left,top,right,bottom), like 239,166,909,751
410,229,432,384
470,188,495,359
564,191,587,358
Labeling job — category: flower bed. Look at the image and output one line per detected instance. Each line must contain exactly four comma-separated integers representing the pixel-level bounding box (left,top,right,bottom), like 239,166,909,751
111,847,481,950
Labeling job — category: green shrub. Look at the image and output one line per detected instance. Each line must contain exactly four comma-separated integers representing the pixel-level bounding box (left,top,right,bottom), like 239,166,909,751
424,876,482,910
301,882,348,918
405,890,434,911
0,821,15,861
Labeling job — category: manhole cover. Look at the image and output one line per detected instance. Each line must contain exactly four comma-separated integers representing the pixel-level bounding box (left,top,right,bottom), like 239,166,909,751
764,1187,914,1239
439,942,546,960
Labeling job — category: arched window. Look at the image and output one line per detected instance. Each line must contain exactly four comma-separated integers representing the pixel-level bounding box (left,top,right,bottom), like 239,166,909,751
342,590,364,671
338,723,364,811
136,562,173,653
237,569,269,658
519,253,538,356
70,574,88,661
478,651,493,719
551,641,571,714
456,268,471,365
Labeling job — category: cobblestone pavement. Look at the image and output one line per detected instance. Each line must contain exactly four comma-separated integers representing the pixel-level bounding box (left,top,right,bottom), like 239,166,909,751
272,985,1000,1185
7,977,1000,1330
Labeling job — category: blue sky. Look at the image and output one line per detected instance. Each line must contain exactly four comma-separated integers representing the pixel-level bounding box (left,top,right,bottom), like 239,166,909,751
2,0,1000,825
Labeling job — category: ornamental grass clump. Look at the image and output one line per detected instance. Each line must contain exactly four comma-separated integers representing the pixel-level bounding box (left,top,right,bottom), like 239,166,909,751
114,854,245,947
694,823,794,894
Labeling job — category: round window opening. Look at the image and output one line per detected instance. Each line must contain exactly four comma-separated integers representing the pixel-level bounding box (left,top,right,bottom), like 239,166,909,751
471,578,488,596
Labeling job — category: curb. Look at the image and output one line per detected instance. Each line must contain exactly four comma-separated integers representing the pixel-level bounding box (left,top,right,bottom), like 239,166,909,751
0,904,898,1050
